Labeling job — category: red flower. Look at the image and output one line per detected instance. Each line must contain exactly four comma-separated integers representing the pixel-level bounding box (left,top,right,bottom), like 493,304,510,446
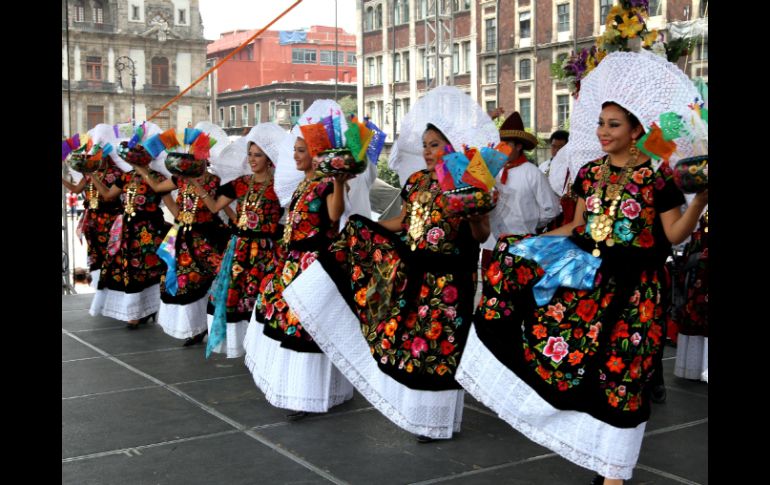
381,339,391,350
610,321,629,342
486,262,503,286
563,291,575,303
606,356,626,373
532,324,547,339
638,229,654,248
568,350,584,365
440,340,455,355
608,392,620,408
639,299,655,323
425,321,443,340
576,299,598,322
557,381,569,391
442,285,458,304
516,265,534,285
572,328,584,339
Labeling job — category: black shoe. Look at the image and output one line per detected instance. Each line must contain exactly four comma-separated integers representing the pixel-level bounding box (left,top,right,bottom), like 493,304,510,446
183,330,208,347
126,322,139,330
286,411,309,421
138,312,157,324
651,384,667,404
590,474,604,485
416,435,435,444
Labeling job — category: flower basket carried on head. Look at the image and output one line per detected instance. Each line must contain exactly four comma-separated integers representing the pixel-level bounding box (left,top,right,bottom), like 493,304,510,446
66,142,113,173
435,143,509,218
118,141,153,166
301,112,386,176
143,127,215,177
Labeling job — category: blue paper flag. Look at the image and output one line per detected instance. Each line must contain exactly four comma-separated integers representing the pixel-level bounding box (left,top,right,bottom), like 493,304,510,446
143,134,167,158
442,152,471,189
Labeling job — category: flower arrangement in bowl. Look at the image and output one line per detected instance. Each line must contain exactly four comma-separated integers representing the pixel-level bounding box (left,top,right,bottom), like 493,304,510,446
435,143,510,218
143,127,216,177
66,141,113,173
301,112,386,176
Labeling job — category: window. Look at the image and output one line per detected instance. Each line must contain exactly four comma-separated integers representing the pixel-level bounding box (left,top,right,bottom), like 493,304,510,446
87,105,104,127
290,100,302,123
229,106,236,128
417,0,428,19
698,41,708,60
367,57,375,85
557,4,570,32
131,5,140,20
151,57,169,86
178,9,186,24
320,50,335,65
452,45,459,74
394,53,401,82
519,58,531,80
700,1,709,17
376,100,384,127
93,0,104,24
75,1,85,21
269,101,276,122
519,11,531,39
599,0,612,22
337,51,344,65
463,42,471,73
242,105,248,127
376,56,383,84
254,103,261,124
86,56,102,80
418,48,426,79
649,0,661,16
403,52,410,79
292,48,316,64
453,0,471,11
347,52,356,65
368,101,376,122
365,6,374,31
557,95,570,128
375,4,383,29
403,98,410,118
395,0,409,24
485,18,497,52
219,107,225,126
486,101,496,113
485,63,497,84
520,98,531,128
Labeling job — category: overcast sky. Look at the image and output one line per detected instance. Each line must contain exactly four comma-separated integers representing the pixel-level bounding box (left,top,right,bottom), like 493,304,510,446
199,0,357,40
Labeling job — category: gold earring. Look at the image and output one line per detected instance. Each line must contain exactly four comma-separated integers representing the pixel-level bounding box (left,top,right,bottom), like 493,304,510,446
629,140,639,161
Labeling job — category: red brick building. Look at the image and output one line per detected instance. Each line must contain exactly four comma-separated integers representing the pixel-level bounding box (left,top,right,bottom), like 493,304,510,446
207,25,358,132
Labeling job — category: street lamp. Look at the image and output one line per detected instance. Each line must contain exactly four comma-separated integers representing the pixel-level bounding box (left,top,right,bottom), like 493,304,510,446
115,55,137,125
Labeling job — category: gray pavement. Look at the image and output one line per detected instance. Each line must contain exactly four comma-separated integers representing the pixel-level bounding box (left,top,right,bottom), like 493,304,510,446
62,294,708,484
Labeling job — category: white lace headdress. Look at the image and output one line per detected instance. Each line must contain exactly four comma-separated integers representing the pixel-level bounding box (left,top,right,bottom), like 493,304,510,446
547,50,700,195
388,85,500,186
214,123,290,185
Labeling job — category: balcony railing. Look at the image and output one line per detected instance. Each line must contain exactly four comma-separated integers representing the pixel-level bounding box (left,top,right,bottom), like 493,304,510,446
72,21,116,33
143,85,181,96
75,80,118,93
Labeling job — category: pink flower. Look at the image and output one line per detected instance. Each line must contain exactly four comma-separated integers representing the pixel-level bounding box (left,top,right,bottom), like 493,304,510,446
630,290,640,306
418,305,429,318
331,156,346,169
444,306,457,320
425,227,445,245
300,252,317,271
620,199,641,219
618,385,627,397
411,337,428,357
630,332,642,346
543,336,569,363
134,195,146,205
442,285,458,304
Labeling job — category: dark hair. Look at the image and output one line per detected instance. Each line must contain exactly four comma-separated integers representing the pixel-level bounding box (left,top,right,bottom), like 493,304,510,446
549,130,569,143
424,123,451,145
601,102,641,130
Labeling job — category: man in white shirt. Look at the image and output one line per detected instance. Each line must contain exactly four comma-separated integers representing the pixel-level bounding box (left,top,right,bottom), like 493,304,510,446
481,112,560,266
538,130,569,177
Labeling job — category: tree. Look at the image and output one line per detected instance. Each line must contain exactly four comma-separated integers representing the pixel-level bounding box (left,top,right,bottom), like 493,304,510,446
338,95,357,117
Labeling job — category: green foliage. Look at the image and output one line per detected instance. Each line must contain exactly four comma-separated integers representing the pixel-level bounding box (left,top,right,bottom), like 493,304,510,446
377,154,400,188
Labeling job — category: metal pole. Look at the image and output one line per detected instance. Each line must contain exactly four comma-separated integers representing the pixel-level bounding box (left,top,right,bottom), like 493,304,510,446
335,0,339,101
63,0,73,292
392,0,396,138
495,0,500,107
